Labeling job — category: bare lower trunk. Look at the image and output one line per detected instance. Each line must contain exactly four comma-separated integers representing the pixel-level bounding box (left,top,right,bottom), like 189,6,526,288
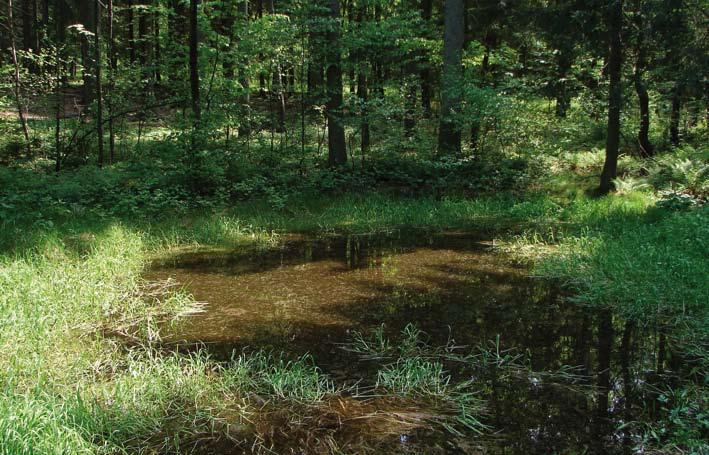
326,0,346,166
554,47,572,118
599,0,623,194
358,70,370,154
633,1,653,157
189,0,201,124
7,0,32,157
127,0,135,63
95,0,104,167
420,0,432,118
670,83,682,146
438,0,465,155
108,0,116,163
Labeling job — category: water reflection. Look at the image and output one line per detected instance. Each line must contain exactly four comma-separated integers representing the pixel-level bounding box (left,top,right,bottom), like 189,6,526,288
148,231,663,454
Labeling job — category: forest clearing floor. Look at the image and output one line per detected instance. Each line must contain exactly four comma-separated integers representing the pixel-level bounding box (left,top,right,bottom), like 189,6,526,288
0,149,707,454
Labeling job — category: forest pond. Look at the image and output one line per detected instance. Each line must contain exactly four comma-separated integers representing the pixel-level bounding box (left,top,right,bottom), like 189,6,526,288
149,231,645,454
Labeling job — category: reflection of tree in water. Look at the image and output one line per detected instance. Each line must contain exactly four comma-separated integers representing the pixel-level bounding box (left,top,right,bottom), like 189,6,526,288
150,232,691,454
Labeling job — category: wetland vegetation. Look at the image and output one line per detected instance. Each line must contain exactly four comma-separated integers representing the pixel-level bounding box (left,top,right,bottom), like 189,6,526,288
1,0,708,453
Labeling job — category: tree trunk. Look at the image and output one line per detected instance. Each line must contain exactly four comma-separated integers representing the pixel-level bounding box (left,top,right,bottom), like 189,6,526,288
633,0,653,157
268,0,286,132
326,0,347,166
8,0,32,157
95,0,104,167
168,0,187,86
138,4,149,68
404,74,417,138
438,0,465,155
127,0,135,63
238,0,251,136
599,0,623,194
420,0,433,118
358,69,370,154
555,46,572,118
80,1,96,105
189,0,201,124
670,83,682,146
54,0,65,171
108,0,115,163
154,2,162,84
22,0,35,51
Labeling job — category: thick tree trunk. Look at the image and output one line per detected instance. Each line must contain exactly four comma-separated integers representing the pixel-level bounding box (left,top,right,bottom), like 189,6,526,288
189,0,201,124
438,0,465,155
22,0,35,51
669,83,682,146
8,0,32,156
326,0,347,166
95,0,104,167
599,0,623,194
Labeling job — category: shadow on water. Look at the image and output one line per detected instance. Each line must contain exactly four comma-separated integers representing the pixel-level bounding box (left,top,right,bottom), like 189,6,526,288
147,231,661,454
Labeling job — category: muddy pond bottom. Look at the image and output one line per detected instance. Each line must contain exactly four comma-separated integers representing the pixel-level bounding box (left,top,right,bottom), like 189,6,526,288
149,232,624,454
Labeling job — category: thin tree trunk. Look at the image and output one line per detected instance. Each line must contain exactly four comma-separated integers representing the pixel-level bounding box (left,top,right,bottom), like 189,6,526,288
238,0,251,136
154,2,162,84
355,5,369,155
358,69,369,154
404,74,417,138
438,0,465,155
267,0,286,132
139,5,148,67
127,0,135,63
599,0,623,194
326,0,346,166
634,0,653,157
555,46,572,118
54,0,64,171
189,0,201,124
420,0,433,118
670,83,682,146
80,1,96,105
95,0,104,167
108,0,116,163
8,0,32,157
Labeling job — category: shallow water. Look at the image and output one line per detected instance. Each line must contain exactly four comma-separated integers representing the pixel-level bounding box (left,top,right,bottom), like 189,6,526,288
149,231,648,454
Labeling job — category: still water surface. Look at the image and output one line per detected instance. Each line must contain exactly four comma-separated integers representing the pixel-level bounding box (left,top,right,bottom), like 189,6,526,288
150,231,640,454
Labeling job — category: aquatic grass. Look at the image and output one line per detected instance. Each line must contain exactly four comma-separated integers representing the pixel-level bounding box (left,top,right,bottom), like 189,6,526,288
226,352,337,403
377,358,449,396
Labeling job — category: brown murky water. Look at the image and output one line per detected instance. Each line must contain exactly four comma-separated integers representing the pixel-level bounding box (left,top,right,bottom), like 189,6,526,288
149,231,649,454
